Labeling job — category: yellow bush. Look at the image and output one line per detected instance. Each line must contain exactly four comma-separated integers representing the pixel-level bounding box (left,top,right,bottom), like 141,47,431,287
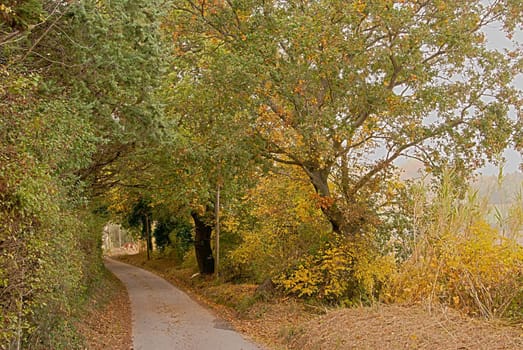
442,222,522,317
276,238,395,303
225,167,331,282
388,172,523,319
391,221,523,318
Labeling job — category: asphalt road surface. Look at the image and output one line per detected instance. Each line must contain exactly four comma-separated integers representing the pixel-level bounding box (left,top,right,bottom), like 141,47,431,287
105,258,262,350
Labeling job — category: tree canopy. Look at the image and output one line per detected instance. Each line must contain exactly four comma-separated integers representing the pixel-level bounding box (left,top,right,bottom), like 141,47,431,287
169,0,523,236
1,0,171,347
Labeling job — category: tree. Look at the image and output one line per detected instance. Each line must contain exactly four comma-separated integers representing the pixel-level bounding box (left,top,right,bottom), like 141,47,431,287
170,0,522,237
126,198,154,260
145,32,268,274
147,118,263,274
1,0,173,346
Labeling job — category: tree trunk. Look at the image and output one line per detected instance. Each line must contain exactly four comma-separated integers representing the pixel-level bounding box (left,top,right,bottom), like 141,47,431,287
303,166,350,236
191,211,215,274
142,215,153,260
146,215,152,260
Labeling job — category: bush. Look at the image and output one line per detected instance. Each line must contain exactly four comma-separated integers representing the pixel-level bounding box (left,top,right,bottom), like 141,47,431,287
224,168,331,283
0,65,103,349
276,237,395,305
152,215,193,263
390,221,523,318
388,171,523,320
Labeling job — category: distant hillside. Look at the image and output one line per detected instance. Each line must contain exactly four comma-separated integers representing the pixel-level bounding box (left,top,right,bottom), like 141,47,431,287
397,159,523,205
472,172,523,205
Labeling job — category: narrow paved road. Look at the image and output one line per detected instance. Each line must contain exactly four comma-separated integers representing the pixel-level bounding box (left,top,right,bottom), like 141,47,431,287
105,258,262,350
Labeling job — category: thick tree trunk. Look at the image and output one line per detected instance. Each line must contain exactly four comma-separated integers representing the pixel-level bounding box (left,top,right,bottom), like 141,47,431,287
191,211,215,274
303,166,350,236
322,202,346,235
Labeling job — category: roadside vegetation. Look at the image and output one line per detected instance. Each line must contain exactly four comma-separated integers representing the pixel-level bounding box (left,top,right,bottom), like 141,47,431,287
115,169,523,349
75,269,132,350
1,0,168,348
2,0,523,348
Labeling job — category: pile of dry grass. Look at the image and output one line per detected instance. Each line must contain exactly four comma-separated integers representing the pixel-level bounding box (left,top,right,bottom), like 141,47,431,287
290,304,523,350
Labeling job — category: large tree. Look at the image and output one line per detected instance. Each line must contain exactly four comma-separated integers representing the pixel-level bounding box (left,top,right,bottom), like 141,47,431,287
170,0,522,236
157,81,264,274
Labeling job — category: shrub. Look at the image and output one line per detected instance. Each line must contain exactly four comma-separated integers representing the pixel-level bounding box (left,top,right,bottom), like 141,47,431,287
153,215,193,261
225,168,331,283
276,237,395,304
388,171,523,319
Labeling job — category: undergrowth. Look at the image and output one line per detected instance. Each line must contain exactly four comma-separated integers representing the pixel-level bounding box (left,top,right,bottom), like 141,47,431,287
388,171,523,320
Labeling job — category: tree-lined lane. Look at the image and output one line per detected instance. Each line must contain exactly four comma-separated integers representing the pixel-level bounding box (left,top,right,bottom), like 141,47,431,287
105,258,261,350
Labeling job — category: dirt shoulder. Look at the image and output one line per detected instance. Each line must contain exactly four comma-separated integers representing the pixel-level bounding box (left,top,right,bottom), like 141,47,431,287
76,267,132,350
116,253,523,350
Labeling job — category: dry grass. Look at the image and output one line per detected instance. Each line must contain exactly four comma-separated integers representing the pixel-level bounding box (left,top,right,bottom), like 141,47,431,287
116,253,523,350
76,268,132,350
290,304,523,350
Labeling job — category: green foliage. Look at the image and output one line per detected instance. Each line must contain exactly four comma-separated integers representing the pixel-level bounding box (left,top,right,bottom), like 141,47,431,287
0,54,99,347
171,221,194,258
2,3,521,348
0,0,45,31
1,0,171,347
125,198,151,228
153,219,173,251
153,215,193,262
169,0,523,238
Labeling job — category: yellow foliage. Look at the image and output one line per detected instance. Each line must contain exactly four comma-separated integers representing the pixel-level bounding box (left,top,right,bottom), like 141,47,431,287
0,4,13,14
226,166,331,282
388,174,523,319
391,221,523,318
276,238,395,303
